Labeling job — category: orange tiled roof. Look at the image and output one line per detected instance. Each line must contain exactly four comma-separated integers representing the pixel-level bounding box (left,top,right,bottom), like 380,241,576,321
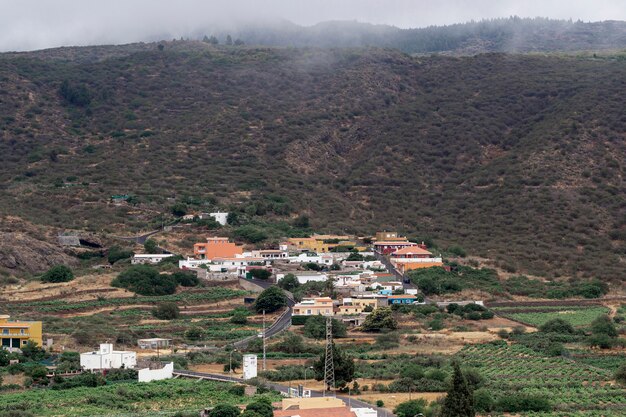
391,246,432,256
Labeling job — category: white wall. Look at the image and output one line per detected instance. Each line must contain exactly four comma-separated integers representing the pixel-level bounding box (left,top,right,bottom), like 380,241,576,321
80,344,137,370
138,362,174,383
243,354,258,380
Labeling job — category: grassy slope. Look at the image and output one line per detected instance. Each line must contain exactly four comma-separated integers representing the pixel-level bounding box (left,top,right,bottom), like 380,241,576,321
0,43,624,281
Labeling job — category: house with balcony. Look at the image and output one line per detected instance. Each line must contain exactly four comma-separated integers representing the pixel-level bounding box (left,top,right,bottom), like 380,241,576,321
193,237,243,260
389,245,443,273
372,240,418,255
292,297,334,316
0,315,42,350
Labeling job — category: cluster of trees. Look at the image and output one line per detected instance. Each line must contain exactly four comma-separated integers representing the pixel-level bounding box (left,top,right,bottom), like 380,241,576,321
40,265,74,283
111,265,199,295
254,286,287,313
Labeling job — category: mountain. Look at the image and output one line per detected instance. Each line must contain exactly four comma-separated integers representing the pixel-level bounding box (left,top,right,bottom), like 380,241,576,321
0,42,624,281
206,17,626,55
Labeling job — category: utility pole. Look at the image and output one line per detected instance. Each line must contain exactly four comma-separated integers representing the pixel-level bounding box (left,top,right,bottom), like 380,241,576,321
262,310,266,371
323,316,335,396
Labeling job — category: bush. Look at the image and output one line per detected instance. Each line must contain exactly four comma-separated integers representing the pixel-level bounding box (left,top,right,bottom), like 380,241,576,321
171,203,187,217
143,239,158,254
361,308,397,332
152,302,180,320
539,318,575,334
245,400,273,417
171,271,199,287
108,246,134,264
376,400,385,407
277,273,300,291
233,226,268,243
249,269,272,280
185,327,204,341
254,286,287,313
495,394,552,412
304,316,347,339
207,404,240,417
111,265,177,295
394,399,427,417
591,315,617,337
230,312,248,325
448,246,467,257
474,388,494,412
41,265,74,283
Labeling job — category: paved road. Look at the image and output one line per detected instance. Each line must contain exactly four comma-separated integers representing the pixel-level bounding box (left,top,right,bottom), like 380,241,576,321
173,369,395,416
374,252,417,290
112,229,161,244
232,279,295,349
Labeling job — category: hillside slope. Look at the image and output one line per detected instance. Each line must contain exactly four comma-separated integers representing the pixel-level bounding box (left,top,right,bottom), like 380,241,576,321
0,43,624,281
209,18,626,55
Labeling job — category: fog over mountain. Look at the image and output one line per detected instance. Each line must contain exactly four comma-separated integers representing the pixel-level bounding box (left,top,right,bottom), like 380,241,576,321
2,0,626,51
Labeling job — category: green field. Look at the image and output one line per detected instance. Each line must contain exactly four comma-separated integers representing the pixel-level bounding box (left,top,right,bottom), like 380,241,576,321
458,343,625,416
0,379,279,417
495,306,610,327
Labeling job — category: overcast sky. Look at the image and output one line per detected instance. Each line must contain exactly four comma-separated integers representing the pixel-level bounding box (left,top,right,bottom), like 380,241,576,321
1,0,625,52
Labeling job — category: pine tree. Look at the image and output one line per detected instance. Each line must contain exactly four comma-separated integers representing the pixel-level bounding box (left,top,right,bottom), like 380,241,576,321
441,361,475,417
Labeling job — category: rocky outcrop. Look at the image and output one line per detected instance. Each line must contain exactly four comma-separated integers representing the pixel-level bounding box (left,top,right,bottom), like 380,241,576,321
0,232,79,275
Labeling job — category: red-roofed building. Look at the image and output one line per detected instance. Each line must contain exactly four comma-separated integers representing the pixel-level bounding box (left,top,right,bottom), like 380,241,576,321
372,240,417,255
274,407,357,417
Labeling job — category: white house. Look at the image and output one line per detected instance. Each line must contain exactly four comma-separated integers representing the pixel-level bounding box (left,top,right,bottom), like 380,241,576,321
276,272,328,284
200,212,229,226
132,254,174,265
138,362,174,382
80,343,137,370
288,253,334,265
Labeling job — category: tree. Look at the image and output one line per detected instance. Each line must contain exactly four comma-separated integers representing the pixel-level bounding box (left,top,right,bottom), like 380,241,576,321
241,411,263,417
394,399,427,417
234,38,245,46
208,404,240,417
226,35,233,45
473,388,494,412
143,239,159,254
108,246,134,264
245,400,273,417
346,251,364,261
313,342,355,389
171,270,199,287
249,269,272,280
111,265,178,296
591,315,617,338
277,273,300,291
185,327,204,341
41,265,74,283
361,307,397,332
171,203,187,217
152,302,180,320
208,35,219,45
441,361,475,417
304,316,347,339
230,311,248,325
540,318,575,334
254,286,287,313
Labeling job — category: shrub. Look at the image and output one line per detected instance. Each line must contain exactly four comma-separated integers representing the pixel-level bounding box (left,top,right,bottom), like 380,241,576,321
277,273,300,291
361,308,397,332
233,226,268,243
495,394,552,412
245,400,273,417
41,265,74,283
207,404,240,417
171,271,199,287
376,400,385,407
249,269,272,280
185,327,204,341
111,265,177,296
254,286,287,313
539,318,575,334
143,239,158,254
394,399,427,417
230,312,248,325
152,302,180,320
591,315,618,337
108,246,134,264
474,388,494,412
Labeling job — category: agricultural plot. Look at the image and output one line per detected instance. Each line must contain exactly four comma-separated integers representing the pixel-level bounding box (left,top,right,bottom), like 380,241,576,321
0,378,280,417
458,343,626,415
492,306,609,327
10,288,247,314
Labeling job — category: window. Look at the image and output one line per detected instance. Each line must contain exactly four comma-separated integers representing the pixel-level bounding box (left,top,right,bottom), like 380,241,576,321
2,329,7,335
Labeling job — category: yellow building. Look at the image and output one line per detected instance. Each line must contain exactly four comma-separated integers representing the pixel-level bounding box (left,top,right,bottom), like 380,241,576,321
374,231,408,242
337,297,379,315
288,235,358,253
293,297,334,316
0,315,43,349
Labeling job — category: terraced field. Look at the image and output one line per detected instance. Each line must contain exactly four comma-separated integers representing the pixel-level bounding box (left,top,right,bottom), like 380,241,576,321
492,305,610,327
457,343,626,415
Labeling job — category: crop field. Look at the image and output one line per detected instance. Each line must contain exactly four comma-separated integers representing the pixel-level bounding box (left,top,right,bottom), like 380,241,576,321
492,306,610,327
10,288,247,314
0,378,280,417
568,352,626,371
457,343,626,415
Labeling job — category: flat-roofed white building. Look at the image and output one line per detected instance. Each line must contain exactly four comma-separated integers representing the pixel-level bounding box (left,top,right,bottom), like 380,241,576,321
80,343,136,370
131,254,174,264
